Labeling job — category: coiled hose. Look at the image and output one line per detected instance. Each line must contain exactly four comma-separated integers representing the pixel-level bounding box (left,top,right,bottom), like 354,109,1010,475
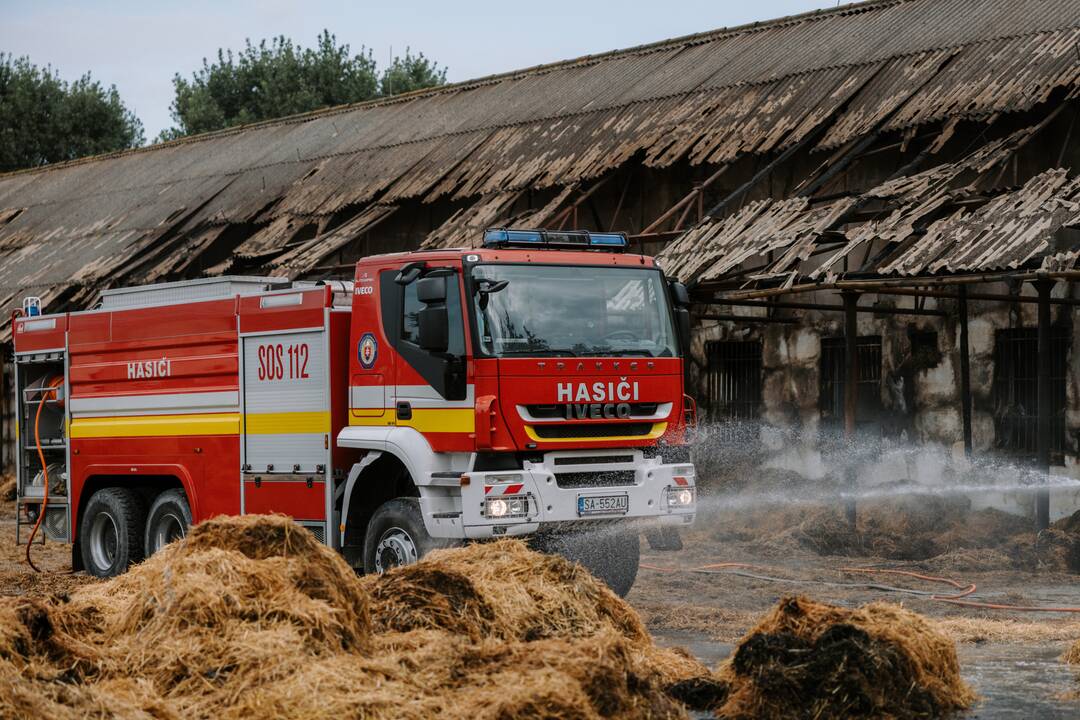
25,376,64,572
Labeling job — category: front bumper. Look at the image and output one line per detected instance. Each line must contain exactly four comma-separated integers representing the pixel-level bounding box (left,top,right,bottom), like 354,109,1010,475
454,450,696,539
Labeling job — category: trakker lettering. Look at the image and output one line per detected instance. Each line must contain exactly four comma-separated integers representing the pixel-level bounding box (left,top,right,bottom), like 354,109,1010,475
126,357,172,380
556,380,639,403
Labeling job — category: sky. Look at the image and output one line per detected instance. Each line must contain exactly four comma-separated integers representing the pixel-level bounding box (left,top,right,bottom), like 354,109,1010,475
1,0,837,141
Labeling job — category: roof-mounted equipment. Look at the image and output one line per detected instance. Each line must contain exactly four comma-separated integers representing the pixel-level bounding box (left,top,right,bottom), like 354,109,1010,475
482,228,628,251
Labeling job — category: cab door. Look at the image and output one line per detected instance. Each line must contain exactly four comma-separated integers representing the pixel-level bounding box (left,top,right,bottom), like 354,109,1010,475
379,265,473,447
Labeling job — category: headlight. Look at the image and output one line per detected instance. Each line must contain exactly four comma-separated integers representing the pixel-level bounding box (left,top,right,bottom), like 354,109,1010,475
485,495,529,519
665,486,695,508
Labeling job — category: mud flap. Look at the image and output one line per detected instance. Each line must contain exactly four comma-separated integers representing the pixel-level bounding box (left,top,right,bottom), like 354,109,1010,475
645,526,683,551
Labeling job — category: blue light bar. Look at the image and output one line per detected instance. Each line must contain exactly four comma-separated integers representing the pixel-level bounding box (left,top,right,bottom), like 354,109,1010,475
482,228,628,252
588,232,628,248
483,229,544,245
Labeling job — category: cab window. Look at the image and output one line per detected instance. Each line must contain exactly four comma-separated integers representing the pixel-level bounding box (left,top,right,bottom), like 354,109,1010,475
401,273,466,356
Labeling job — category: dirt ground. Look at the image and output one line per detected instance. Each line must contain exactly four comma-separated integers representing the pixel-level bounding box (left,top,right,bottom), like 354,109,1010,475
4,494,1080,716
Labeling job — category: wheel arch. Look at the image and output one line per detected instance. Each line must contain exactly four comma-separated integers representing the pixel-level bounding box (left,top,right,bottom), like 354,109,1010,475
73,468,193,570
340,451,419,549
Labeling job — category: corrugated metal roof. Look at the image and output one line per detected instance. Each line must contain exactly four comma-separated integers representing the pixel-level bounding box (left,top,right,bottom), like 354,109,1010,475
1,0,1079,317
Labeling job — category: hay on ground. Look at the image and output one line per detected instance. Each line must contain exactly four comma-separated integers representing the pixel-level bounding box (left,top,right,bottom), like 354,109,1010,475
360,538,648,643
0,474,15,502
715,594,976,719
0,514,718,719
1063,638,1080,665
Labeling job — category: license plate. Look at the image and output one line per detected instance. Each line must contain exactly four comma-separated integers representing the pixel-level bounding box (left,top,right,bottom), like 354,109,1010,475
577,494,629,517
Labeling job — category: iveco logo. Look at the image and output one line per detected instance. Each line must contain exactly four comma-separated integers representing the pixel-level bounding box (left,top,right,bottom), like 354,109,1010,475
562,403,632,420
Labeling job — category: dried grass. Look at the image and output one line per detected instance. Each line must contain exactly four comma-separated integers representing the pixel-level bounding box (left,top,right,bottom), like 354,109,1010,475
715,595,976,719
1062,638,1080,665
0,514,715,719
0,474,15,503
360,539,648,643
937,616,1080,645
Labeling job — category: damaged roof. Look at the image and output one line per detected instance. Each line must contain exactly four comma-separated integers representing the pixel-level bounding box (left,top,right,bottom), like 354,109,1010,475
2,0,1080,324
657,113,1080,292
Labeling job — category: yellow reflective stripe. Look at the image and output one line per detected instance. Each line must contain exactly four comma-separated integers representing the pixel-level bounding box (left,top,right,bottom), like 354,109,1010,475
71,413,240,438
403,408,474,433
245,411,330,435
348,408,474,433
524,422,667,443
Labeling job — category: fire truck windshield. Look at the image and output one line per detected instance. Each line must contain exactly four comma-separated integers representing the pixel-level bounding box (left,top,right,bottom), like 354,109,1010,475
469,264,678,358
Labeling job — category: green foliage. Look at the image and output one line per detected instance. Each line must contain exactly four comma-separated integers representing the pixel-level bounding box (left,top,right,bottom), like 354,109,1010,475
0,54,144,172
161,31,447,141
380,49,448,97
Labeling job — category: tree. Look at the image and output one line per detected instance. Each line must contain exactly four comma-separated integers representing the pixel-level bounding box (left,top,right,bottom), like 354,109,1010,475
0,54,144,172
380,49,447,97
160,31,447,141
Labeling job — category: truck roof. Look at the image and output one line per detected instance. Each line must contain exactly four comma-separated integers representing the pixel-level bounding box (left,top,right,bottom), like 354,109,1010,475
356,246,658,268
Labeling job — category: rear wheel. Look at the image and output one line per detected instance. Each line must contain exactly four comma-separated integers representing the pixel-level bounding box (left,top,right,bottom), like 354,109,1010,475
79,488,146,578
533,528,641,597
144,488,192,557
363,498,443,573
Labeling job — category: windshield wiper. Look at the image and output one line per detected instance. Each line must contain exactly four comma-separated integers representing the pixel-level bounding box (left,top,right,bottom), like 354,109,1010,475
499,348,578,357
588,350,653,357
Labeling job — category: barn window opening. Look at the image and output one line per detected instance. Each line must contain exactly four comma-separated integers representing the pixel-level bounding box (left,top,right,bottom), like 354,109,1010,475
992,328,1069,462
703,340,762,432
819,335,883,433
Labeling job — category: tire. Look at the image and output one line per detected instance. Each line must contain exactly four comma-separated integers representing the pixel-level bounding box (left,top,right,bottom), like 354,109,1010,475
363,498,443,574
532,528,641,597
144,488,192,557
79,487,147,578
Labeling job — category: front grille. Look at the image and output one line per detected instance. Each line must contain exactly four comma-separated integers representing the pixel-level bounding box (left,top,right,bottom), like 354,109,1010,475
553,455,635,466
531,422,654,439
526,403,659,419
556,470,636,489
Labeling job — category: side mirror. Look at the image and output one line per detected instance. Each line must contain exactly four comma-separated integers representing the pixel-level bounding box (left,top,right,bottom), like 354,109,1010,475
669,280,690,307
416,275,447,304
675,307,691,357
418,305,449,352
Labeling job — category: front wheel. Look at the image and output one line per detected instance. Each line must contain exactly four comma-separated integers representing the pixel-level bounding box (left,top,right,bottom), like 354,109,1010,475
532,528,641,597
363,498,442,574
79,487,146,578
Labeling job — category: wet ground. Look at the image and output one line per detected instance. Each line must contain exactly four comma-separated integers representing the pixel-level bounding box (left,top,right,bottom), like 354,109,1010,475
631,508,1080,718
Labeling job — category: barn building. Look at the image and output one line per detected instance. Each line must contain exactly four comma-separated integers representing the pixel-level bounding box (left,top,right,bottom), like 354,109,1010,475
1,0,1078,520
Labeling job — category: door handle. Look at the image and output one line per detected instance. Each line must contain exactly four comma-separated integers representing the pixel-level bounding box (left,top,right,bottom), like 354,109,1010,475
396,401,412,420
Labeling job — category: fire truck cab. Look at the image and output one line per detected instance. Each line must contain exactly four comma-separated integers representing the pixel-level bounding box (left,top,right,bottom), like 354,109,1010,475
13,229,696,595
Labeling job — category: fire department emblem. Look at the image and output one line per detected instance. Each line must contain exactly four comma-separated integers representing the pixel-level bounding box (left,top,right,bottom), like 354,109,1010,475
358,333,378,369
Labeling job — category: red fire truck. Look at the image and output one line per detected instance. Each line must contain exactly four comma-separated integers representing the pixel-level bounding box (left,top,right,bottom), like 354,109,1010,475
13,229,696,595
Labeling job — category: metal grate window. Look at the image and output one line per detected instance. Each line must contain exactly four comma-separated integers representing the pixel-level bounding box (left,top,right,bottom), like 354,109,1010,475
703,340,763,423
992,328,1068,462
819,336,883,430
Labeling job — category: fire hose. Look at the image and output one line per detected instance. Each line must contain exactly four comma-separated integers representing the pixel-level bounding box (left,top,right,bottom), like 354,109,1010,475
640,561,1080,613
25,376,64,573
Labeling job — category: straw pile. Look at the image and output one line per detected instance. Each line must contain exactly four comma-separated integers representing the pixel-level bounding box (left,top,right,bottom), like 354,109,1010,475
1062,638,1080,665
0,514,717,719
0,474,15,502
726,496,1080,572
715,595,976,719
